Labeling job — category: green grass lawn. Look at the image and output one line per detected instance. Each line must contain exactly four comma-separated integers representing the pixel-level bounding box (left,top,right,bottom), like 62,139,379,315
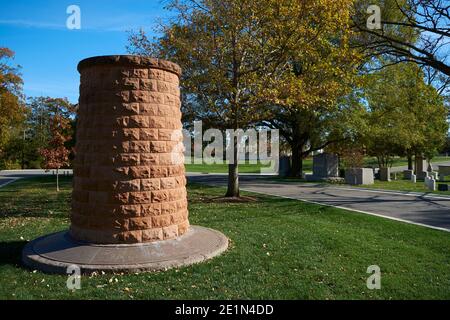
185,159,313,173
0,176,449,299
185,161,274,173
353,179,450,195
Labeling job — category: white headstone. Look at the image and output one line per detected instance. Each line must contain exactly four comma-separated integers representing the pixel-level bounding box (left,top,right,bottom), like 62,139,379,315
345,168,374,185
425,176,436,191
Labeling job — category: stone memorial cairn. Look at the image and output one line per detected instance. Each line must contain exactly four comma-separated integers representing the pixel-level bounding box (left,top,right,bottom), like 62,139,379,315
379,167,391,182
438,165,450,181
278,156,291,177
426,162,439,180
345,168,374,185
70,57,188,243
312,153,339,178
23,55,228,273
306,153,342,182
415,156,428,180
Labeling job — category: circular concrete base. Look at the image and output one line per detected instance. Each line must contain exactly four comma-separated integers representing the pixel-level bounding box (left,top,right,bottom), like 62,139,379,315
22,226,228,274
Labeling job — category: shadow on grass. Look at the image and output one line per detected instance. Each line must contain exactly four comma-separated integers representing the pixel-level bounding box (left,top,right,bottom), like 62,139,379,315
0,240,27,266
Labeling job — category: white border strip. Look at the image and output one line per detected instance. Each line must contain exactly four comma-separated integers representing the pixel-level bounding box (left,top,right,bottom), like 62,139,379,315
240,188,450,233
334,186,450,200
0,178,21,188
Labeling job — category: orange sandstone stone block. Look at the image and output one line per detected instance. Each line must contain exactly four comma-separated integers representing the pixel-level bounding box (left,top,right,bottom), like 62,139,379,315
129,141,150,153
116,204,141,217
142,228,164,241
129,191,152,204
163,225,178,239
157,80,170,93
150,141,167,153
152,214,172,228
129,217,152,230
113,218,129,231
140,79,157,91
158,129,175,141
148,69,165,80
140,128,158,140
161,202,177,215
122,128,140,140
141,203,161,216
178,220,189,235
130,90,149,103
123,78,139,90
129,115,149,127
140,153,159,165
130,68,148,78
129,166,151,179
171,211,185,224
148,92,164,104
139,103,159,116
152,190,169,203
115,180,140,192
150,166,168,178
141,178,160,191
120,103,140,114
111,192,130,204
118,230,142,243
159,153,179,166
160,177,177,189
115,153,139,166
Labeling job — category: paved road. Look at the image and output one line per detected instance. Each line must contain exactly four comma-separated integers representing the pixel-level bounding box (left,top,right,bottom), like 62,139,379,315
188,174,450,232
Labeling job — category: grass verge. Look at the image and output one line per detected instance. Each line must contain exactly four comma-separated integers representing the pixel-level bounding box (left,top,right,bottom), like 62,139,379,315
0,176,449,299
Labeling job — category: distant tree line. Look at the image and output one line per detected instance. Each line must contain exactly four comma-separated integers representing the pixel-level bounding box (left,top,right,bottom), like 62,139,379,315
0,48,76,173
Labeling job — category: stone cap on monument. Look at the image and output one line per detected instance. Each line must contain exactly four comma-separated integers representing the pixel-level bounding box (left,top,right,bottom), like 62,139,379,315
77,55,182,77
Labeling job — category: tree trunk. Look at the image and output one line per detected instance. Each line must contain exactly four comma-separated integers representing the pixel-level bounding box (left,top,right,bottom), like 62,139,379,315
298,157,304,178
56,168,60,192
225,134,239,197
290,141,304,177
226,163,239,197
21,130,25,169
407,155,413,170
21,149,24,169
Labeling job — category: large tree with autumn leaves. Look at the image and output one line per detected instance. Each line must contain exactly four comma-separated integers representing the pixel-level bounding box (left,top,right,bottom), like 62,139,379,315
0,48,26,169
259,1,361,176
361,62,448,168
129,0,362,195
38,98,75,191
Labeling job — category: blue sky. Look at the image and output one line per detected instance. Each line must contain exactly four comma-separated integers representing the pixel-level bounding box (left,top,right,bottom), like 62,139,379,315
0,0,172,103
